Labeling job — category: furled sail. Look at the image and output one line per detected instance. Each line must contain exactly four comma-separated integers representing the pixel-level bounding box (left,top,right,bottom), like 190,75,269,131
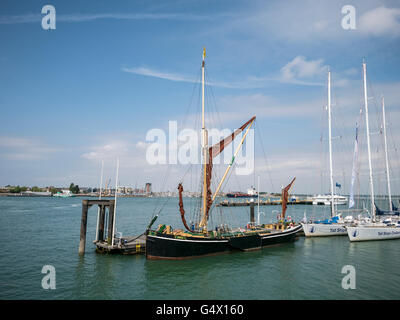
281,177,296,219
203,116,256,222
178,183,192,232
349,123,359,209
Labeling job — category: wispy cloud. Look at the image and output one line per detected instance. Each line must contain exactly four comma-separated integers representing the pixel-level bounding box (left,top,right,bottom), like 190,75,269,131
122,57,329,89
123,54,363,89
0,12,220,25
0,137,58,160
122,67,195,83
122,66,276,89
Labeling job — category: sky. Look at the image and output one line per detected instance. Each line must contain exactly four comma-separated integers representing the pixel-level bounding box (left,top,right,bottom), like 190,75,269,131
0,0,400,195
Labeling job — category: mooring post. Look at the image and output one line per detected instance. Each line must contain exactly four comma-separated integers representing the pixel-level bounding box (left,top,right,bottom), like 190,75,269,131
98,205,105,242
250,202,255,225
79,200,89,255
107,202,115,244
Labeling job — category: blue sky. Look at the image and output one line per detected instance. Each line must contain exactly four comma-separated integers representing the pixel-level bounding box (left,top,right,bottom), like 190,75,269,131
0,0,400,195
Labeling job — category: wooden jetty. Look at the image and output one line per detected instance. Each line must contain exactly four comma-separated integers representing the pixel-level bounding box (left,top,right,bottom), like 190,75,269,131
95,234,146,255
79,199,145,255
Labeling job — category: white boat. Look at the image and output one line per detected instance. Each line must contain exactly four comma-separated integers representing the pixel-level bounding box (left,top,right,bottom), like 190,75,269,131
346,61,400,242
302,214,348,236
302,69,349,236
312,194,347,206
347,223,400,241
53,190,74,197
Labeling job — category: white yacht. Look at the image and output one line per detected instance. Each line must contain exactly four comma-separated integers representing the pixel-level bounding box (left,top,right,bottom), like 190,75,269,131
53,190,74,197
346,61,400,242
312,194,348,206
302,69,349,237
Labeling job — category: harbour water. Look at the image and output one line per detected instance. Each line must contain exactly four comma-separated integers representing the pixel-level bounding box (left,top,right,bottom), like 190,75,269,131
1,196,399,300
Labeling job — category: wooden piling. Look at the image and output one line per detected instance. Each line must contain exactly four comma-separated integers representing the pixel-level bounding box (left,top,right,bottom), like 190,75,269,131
250,202,255,224
79,200,89,255
98,205,105,242
78,199,115,255
107,203,114,244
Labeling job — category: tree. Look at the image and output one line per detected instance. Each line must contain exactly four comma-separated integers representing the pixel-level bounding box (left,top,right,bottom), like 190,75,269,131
69,183,79,194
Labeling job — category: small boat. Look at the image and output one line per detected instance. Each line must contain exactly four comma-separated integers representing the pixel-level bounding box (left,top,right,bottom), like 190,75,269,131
226,187,257,198
53,190,74,197
312,194,347,206
145,49,301,260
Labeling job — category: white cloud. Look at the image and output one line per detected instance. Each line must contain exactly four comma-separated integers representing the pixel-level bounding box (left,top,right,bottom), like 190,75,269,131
81,141,130,161
280,56,326,85
359,6,400,37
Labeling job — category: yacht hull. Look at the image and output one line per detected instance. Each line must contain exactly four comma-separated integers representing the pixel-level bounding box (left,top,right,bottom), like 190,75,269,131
347,226,400,241
301,223,347,237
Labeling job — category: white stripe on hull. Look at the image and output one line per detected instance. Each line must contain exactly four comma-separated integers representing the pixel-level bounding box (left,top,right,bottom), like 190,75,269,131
301,223,347,237
347,226,400,241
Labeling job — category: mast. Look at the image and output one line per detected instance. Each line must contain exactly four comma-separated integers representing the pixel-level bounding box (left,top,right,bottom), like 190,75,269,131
257,175,260,225
111,157,119,246
201,48,208,231
95,160,104,241
382,96,392,211
363,60,376,219
327,68,335,217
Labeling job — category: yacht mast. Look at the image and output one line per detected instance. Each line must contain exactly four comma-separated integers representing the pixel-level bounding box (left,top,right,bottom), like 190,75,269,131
95,160,104,242
363,60,376,219
382,96,392,211
111,157,119,246
327,69,335,217
257,175,260,225
201,48,208,231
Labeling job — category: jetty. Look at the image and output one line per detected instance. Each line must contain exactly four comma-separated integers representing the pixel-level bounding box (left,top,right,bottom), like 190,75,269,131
79,199,145,255
217,198,313,207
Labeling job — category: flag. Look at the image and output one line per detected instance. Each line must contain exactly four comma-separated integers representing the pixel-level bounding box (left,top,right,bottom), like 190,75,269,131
336,182,341,188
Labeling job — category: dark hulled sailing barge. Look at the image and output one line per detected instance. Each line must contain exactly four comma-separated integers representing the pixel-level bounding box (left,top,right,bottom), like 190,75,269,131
145,49,301,260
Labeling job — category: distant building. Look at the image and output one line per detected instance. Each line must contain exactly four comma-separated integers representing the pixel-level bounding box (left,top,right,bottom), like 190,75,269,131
145,183,152,195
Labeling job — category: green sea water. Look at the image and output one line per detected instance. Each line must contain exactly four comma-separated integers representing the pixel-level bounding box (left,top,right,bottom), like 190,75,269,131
0,196,399,300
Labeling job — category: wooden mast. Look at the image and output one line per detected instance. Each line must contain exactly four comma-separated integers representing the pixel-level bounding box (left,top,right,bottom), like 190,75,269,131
201,48,208,232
